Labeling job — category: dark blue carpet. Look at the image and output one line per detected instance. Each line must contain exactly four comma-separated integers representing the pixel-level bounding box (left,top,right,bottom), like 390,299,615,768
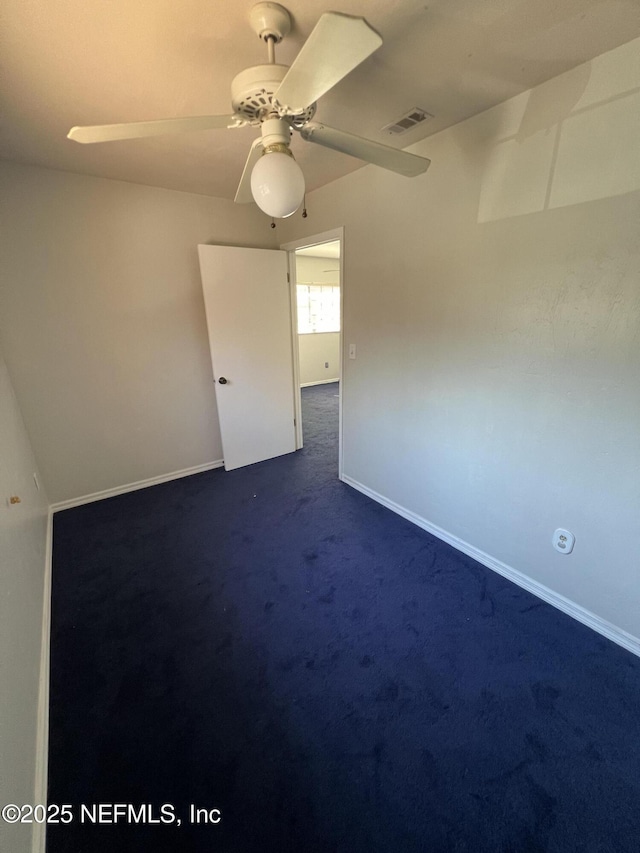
49,382,640,852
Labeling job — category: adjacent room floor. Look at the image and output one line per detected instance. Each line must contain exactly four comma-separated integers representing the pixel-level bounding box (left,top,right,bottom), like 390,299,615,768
49,382,640,852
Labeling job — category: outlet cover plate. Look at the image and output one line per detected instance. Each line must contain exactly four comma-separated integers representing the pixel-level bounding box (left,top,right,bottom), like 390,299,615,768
553,528,575,554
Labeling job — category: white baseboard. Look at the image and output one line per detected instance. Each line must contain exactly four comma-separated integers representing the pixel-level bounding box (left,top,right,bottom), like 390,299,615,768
341,474,640,659
300,379,339,387
32,509,53,853
51,460,224,513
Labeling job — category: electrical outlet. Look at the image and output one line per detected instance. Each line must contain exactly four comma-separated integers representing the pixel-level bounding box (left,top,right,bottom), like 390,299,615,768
552,528,575,554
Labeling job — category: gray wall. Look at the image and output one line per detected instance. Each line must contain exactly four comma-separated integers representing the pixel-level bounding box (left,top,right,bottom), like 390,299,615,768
279,38,640,641
298,333,340,385
0,163,277,503
0,349,49,853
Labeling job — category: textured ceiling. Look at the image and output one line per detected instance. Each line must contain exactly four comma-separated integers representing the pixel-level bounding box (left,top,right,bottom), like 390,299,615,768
1,0,639,200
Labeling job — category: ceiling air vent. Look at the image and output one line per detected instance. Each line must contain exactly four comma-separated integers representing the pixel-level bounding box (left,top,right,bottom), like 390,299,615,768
382,108,433,135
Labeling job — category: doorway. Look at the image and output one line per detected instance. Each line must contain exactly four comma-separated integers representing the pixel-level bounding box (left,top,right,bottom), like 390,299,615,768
282,228,344,478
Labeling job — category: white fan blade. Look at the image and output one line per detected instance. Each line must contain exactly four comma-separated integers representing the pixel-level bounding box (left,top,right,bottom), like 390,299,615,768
67,114,243,144
299,123,430,177
274,13,382,114
234,138,264,204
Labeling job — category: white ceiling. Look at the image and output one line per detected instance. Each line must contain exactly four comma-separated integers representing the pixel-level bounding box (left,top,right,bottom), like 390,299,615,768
296,241,341,259
2,0,639,200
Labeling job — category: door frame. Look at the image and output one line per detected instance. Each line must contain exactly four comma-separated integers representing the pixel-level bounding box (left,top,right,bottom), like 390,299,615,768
281,226,345,479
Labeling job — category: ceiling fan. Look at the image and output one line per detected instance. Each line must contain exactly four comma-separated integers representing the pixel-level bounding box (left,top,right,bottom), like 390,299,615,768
68,2,431,218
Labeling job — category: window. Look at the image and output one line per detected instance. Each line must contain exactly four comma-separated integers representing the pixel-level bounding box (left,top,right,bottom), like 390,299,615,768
296,284,340,334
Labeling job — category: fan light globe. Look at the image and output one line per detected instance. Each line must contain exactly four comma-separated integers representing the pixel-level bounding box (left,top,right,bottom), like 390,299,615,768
251,150,305,218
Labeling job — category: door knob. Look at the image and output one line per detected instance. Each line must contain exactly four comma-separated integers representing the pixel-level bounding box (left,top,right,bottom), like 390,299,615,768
218,377,228,385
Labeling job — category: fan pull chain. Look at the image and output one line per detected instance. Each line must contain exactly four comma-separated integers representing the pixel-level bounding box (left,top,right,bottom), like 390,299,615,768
302,196,308,219
270,218,276,229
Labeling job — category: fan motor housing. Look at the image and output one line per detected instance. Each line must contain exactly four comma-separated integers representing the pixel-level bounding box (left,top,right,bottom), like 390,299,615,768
231,64,316,126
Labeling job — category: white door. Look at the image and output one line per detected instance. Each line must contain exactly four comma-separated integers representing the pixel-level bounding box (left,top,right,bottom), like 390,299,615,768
198,244,297,471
